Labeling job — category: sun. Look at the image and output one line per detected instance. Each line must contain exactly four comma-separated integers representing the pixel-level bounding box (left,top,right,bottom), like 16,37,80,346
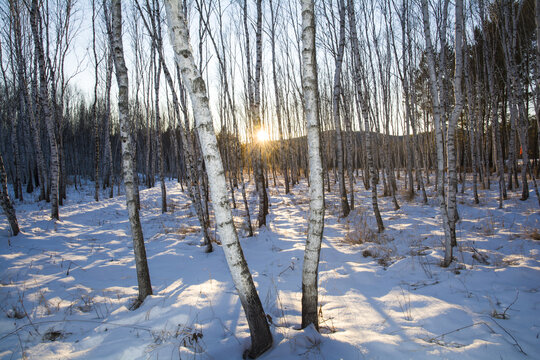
256,128,270,143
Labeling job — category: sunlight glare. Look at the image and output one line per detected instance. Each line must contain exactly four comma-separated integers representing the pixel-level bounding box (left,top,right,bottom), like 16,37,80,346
256,128,270,143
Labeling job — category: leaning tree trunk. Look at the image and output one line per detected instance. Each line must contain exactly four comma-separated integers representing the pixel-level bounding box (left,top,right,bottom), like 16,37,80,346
446,0,464,251
134,0,213,250
153,44,167,213
30,0,60,220
252,0,268,227
421,0,452,266
104,49,114,198
165,2,272,357
484,0,506,208
107,0,152,308
0,153,19,236
332,0,350,218
10,0,38,199
342,94,355,210
300,0,326,331
347,0,384,232
464,46,480,204
29,57,48,202
92,0,100,202
404,14,427,204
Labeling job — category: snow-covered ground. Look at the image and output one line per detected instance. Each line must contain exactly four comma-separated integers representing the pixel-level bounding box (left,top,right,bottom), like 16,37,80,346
0,177,539,359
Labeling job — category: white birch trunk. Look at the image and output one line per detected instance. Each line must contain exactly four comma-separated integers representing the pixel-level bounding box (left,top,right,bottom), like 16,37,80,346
253,0,268,227
165,2,272,356
464,44,480,204
269,0,290,195
347,0,384,232
0,153,19,236
92,0,100,202
300,0,325,331
421,0,452,266
332,0,350,217
108,0,152,307
30,0,60,220
104,49,114,198
446,0,464,257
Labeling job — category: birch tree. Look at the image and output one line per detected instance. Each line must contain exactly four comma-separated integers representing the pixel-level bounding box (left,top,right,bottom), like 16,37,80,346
332,0,350,217
269,0,290,195
480,0,506,208
107,0,152,308
300,0,325,331
0,152,19,236
30,0,60,220
421,0,452,266
248,0,269,227
347,0,384,232
9,0,47,203
445,0,464,259
92,0,101,202
164,1,272,357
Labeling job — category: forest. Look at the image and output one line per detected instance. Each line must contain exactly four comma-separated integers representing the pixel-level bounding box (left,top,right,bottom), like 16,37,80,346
0,0,539,358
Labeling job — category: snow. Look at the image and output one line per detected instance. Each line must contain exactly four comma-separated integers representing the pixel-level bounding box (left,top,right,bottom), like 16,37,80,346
0,177,539,359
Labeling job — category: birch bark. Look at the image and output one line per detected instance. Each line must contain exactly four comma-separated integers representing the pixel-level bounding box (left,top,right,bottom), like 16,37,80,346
165,2,272,356
300,0,326,330
332,0,350,217
108,0,153,307
446,0,464,256
347,0,384,232
421,0,452,266
30,0,60,220
0,153,19,236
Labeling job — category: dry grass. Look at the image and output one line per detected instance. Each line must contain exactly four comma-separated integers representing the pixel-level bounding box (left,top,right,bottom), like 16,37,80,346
400,188,416,202
343,226,377,245
342,208,377,245
480,212,496,236
42,328,70,342
525,227,540,241
341,208,399,268
167,201,177,213
163,224,201,238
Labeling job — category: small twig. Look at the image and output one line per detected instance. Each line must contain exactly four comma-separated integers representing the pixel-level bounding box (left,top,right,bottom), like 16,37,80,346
502,290,519,319
278,264,294,277
489,318,527,355
428,322,486,342
0,319,152,342
18,291,40,336
471,247,489,265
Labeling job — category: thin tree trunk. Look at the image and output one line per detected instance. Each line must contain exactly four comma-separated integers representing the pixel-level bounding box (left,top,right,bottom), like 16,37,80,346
104,49,114,198
464,45,480,204
152,36,166,213
446,0,464,251
342,94,355,210
421,0,452,266
0,153,19,236
332,0,350,217
92,0,100,202
252,0,268,227
347,0,383,232
107,0,152,308
30,0,59,220
269,0,289,195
